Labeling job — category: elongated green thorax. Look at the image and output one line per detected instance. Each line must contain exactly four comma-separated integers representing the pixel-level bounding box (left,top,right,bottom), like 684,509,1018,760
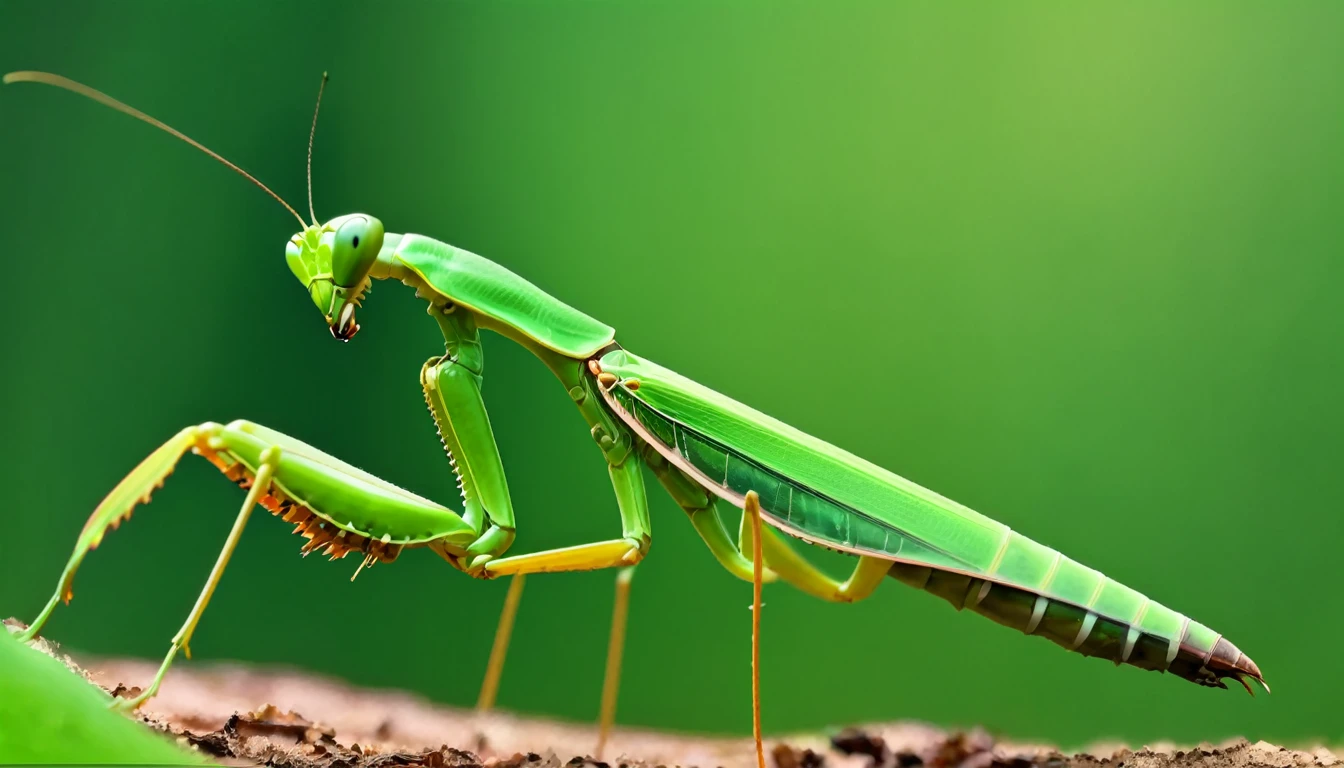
369,232,615,358
286,216,614,357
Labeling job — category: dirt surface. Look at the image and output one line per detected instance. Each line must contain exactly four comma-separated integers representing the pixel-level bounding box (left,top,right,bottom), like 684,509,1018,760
7,619,1338,768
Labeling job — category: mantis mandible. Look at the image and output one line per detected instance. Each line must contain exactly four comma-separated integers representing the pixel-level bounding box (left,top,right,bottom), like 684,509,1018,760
5,71,1267,767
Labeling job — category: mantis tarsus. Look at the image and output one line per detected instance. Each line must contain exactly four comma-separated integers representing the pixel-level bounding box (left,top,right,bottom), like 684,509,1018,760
6,71,1267,767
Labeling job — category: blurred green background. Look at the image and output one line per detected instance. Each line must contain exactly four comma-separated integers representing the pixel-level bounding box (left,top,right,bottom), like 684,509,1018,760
2,0,1340,751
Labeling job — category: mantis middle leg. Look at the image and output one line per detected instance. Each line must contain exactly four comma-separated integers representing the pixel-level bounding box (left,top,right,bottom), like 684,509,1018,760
641,444,887,602
464,415,649,757
737,490,888,768
422,309,649,573
643,448,886,766
738,510,892,603
642,445,779,584
422,311,649,753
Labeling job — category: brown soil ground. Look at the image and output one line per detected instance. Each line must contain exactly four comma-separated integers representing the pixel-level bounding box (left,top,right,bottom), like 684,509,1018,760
10,620,1338,768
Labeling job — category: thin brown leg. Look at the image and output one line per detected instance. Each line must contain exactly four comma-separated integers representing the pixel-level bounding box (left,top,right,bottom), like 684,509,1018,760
117,447,279,711
477,574,527,712
747,490,766,768
596,566,636,758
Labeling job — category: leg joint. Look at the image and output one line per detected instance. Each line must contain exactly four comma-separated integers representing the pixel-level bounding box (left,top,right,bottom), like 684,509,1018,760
591,421,635,467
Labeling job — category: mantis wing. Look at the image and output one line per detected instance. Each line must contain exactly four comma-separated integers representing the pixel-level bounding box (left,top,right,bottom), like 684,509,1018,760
596,348,1265,692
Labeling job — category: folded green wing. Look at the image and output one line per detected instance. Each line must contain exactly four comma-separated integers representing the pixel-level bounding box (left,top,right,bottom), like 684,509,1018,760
599,348,1011,575
600,346,1265,690
599,349,1264,690
595,348,1239,685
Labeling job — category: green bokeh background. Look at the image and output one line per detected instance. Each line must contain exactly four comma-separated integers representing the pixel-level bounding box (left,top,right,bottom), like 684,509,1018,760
2,0,1340,750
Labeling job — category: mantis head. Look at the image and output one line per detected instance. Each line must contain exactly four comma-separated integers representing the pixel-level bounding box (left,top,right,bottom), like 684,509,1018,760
2,71,382,340
285,214,385,342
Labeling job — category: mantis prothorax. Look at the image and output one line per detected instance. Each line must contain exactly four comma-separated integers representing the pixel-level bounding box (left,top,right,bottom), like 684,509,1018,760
6,71,1267,768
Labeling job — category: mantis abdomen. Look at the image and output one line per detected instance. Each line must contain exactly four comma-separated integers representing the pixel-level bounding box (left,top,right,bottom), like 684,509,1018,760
597,349,1266,694
886,559,1262,691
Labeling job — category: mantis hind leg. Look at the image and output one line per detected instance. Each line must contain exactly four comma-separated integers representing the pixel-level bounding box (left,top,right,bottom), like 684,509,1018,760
737,509,891,604
642,444,884,601
736,491,890,768
643,451,884,768
746,491,766,768
642,446,779,585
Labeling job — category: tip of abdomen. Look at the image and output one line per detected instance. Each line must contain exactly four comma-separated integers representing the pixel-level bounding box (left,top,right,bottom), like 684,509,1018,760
1208,637,1270,695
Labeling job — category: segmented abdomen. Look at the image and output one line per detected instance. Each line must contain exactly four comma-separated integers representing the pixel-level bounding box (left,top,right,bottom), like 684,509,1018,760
603,378,1265,694
885,556,1263,692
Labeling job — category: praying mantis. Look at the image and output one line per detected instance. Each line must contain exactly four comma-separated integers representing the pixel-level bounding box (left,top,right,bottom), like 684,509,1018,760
5,71,1267,768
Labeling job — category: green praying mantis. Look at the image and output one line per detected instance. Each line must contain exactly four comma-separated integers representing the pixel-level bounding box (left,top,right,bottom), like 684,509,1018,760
6,71,1266,766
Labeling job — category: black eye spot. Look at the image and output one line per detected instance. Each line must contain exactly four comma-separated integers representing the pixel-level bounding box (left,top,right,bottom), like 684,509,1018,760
352,236,360,248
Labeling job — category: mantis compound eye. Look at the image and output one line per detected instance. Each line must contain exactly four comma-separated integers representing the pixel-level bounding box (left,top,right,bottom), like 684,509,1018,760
331,215,385,288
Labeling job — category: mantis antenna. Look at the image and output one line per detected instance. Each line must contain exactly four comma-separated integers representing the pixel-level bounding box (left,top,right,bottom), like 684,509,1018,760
306,71,329,226
3,70,307,229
